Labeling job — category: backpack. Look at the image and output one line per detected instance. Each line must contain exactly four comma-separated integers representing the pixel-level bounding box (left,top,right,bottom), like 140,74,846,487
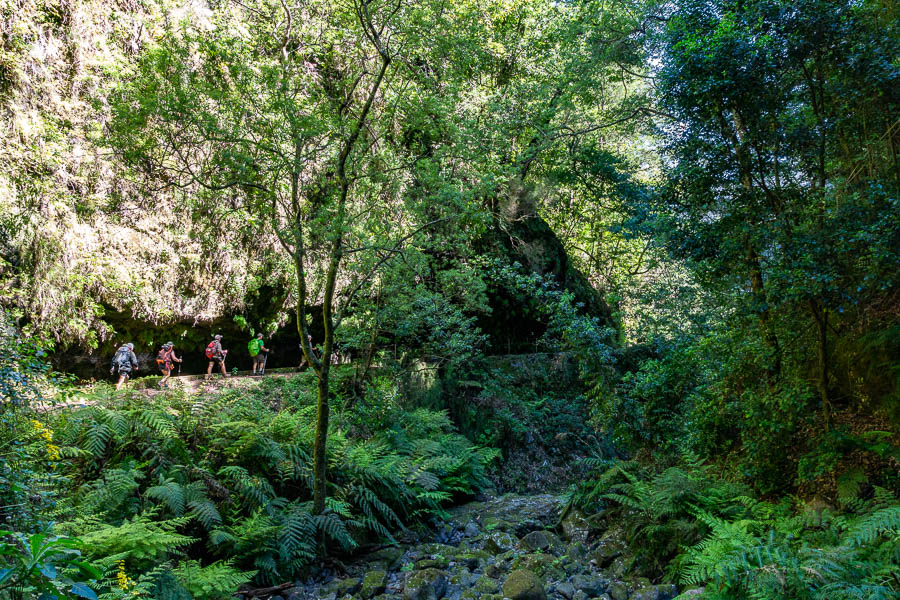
248,339,261,357
156,348,168,365
113,347,131,370
205,341,217,359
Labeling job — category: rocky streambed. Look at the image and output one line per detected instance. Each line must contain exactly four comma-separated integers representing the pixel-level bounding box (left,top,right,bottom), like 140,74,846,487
258,494,680,600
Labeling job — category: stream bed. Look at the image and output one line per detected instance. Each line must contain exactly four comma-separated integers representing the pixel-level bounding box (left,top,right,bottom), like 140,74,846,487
253,494,684,600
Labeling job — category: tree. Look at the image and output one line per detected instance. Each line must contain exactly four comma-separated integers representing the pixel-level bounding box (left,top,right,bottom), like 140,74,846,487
109,0,435,513
651,0,900,428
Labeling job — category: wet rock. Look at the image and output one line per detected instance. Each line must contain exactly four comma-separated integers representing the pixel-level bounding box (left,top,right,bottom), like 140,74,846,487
473,576,501,595
609,581,629,600
403,568,448,600
448,568,478,589
630,584,678,600
555,581,576,599
571,574,607,596
502,569,547,600
571,591,588,600
360,570,388,599
483,531,519,555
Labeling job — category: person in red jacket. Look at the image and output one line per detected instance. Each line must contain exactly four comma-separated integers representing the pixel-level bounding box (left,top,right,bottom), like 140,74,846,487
205,334,229,380
156,342,182,389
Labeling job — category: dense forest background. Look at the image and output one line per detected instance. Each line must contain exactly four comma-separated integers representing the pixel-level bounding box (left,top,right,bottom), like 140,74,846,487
0,0,898,599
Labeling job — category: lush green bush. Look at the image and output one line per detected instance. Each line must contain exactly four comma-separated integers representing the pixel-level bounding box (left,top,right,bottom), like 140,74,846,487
569,458,900,599
40,376,496,593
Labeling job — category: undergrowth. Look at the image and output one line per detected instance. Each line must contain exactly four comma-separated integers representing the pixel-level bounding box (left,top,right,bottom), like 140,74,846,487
30,375,497,597
568,456,900,599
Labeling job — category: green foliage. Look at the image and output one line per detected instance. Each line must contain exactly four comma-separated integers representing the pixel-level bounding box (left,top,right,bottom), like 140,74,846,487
571,458,900,599
171,560,255,600
0,530,100,600
45,377,494,588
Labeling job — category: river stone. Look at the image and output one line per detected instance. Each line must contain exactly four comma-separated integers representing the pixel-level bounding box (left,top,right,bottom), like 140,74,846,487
560,508,591,543
417,558,450,570
403,568,448,600
609,581,629,600
456,550,490,570
592,539,625,567
572,591,588,600
571,573,608,596
555,581,576,599
565,541,587,562
510,552,559,579
360,570,388,599
367,547,406,571
483,531,518,555
463,521,481,538
324,577,361,597
502,569,547,600
473,576,501,595
630,584,678,600
519,530,565,555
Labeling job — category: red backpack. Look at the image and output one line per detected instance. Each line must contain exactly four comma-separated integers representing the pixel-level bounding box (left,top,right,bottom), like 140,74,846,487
205,341,217,359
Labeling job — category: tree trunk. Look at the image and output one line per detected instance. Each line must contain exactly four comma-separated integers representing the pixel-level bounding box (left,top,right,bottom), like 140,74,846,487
809,300,832,431
313,362,330,514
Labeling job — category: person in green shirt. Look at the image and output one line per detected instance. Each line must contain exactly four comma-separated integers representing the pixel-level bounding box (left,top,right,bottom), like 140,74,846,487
248,333,269,376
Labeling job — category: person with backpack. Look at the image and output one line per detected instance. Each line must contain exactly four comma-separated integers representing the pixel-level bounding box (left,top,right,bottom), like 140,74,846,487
205,334,229,379
110,343,139,391
248,333,269,376
156,342,182,389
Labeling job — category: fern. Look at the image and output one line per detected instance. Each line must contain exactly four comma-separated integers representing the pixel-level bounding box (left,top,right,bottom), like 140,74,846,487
172,560,256,600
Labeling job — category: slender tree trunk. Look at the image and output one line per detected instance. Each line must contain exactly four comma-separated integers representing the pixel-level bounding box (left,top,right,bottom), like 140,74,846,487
313,361,331,513
809,299,832,431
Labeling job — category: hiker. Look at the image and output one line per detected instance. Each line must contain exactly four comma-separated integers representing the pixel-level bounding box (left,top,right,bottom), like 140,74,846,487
110,343,139,391
205,334,229,379
248,333,269,376
298,334,315,371
156,342,182,389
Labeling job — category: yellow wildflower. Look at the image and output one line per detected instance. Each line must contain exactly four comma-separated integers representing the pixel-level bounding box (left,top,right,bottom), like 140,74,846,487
116,559,135,591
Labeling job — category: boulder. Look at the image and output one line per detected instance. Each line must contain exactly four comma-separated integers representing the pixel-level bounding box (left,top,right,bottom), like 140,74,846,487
519,530,565,555
472,576,501,595
502,569,547,600
360,570,388,600
631,584,678,600
560,508,592,543
571,574,608,597
555,581,576,599
483,531,518,555
510,553,560,580
403,568,448,600
323,577,361,597
608,581,629,600
366,546,406,571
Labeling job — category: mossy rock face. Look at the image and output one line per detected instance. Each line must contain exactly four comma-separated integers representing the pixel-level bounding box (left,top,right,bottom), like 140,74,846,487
360,570,388,600
501,569,547,600
402,568,448,600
